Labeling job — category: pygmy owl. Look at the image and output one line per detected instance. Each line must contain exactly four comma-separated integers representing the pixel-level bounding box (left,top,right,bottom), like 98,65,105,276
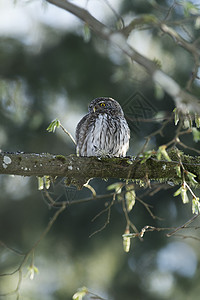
76,97,130,157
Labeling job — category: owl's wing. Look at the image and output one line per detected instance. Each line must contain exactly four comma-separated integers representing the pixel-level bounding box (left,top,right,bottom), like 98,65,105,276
75,113,90,145
76,113,94,156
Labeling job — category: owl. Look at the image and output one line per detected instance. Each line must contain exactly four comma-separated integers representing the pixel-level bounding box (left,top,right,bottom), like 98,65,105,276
76,97,130,157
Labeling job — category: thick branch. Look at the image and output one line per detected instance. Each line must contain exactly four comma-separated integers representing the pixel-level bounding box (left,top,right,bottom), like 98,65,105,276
46,0,200,114
1,151,200,187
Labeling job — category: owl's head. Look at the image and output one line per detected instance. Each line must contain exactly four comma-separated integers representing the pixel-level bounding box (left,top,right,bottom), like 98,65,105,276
88,97,124,116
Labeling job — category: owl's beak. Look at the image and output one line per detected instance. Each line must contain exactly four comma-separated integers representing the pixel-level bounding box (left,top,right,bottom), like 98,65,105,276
93,106,96,113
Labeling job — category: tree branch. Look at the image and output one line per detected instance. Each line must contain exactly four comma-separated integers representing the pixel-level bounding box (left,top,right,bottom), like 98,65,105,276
1,151,200,187
46,0,200,114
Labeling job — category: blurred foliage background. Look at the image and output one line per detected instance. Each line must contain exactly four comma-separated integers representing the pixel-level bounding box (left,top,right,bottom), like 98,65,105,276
0,0,200,299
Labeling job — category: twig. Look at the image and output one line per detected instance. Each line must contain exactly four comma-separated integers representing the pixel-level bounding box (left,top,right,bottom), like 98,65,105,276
166,213,200,237
59,122,76,145
89,193,116,238
0,204,66,297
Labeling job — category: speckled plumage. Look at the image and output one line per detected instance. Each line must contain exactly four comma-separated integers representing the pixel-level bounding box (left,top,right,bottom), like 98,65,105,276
76,97,130,157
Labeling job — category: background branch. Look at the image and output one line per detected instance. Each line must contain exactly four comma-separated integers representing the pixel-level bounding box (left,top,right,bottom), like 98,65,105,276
46,0,200,114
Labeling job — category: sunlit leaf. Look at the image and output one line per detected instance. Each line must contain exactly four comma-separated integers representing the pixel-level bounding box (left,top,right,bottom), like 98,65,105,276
181,186,189,204
183,115,192,129
72,287,88,300
27,264,39,281
192,197,200,214
195,16,200,29
140,150,154,164
37,177,44,190
185,171,198,184
83,23,91,42
125,185,136,212
192,127,200,143
175,165,181,178
123,227,131,252
157,145,171,161
182,1,199,16
174,183,189,203
107,182,123,193
174,186,182,197
195,114,200,128
46,118,60,133
173,108,179,126
44,176,51,189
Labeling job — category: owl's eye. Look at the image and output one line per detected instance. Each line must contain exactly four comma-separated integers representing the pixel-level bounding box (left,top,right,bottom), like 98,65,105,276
100,103,106,107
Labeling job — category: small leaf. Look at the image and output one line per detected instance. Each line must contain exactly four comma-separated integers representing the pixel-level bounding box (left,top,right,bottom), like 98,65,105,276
183,115,192,129
174,183,189,204
195,16,200,29
192,127,200,142
156,149,162,161
181,186,189,204
46,118,60,133
175,165,181,178
185,171,198,184
173,108,179,126
192,197,200,214
44,176,51,189
37,177,44,190
72,287,88,300
123,227,131,253
83,23,91,42
153,58,162,69
157,145,171,162
125,185,136,212
183,1,199,16
140,151,154,164
27,264,39,281
107,182,123,194
195,114,200,128
174,186,182,197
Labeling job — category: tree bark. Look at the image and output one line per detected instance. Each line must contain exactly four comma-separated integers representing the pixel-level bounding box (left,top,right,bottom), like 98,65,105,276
0,150,200,188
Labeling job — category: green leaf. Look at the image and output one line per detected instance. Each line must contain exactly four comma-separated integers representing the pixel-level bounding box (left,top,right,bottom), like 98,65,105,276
192,127,200,142
140,150,154,164
83,23,91,42
195,16,200,29
182,1,199,16
173,108,179,126
174,184,189,204
27,264,39,281
181,186,189,204
72,287,88,300
123,235,131,253
123,228,131,252
154,84,164,100
195,114,200,128
174,186,182,197
44,176,51,189
125,185,136,212
192,197,200,214
175,165,181,178
157,145,171,161
46,118,60,133
37,176,51,190
183,115,192,129
37,177,44,190
185,171,198,184
107,182,123,194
